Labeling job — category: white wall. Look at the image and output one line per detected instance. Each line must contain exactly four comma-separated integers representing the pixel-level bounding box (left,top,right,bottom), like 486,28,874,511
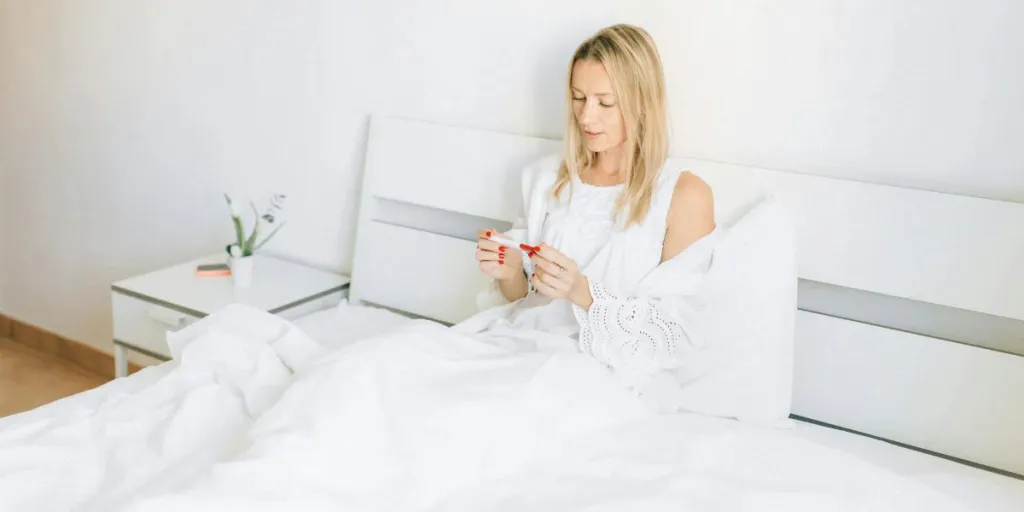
0,0,376,348
0,0,1021,353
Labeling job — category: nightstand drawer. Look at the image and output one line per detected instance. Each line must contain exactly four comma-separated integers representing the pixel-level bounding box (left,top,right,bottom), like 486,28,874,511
112,292,201,359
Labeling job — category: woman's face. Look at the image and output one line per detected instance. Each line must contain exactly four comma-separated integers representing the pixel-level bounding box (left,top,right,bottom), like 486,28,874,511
571,59,625,154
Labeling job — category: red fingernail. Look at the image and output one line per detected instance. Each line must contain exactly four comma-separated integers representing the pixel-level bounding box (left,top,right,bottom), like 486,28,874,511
499,253,505,259
531,273,536,278
498,246,506,253
519,243,532,251
528,251,535,257
486,231,492,237
499,260,504,265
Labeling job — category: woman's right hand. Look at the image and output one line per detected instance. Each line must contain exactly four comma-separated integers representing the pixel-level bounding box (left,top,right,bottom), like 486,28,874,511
475,229,525,281
477,229,530,303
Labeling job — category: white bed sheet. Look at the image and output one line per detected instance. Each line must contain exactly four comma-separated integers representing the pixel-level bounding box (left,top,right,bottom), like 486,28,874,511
295,302,1024,512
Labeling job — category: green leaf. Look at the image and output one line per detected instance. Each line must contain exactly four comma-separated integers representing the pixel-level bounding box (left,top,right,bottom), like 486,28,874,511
231,215,246,252
244,201,261,256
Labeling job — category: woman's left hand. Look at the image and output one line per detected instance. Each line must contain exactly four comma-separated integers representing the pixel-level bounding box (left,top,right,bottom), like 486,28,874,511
529,244,594,309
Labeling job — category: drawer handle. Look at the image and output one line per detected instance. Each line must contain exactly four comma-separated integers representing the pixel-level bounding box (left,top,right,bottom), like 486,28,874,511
148,307,188,327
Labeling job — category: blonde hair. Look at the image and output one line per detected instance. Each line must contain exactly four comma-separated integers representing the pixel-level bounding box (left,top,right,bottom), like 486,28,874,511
552,24,669,228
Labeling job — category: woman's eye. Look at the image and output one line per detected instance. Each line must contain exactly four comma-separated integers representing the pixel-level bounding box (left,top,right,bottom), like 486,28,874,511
572,97,585,102
600,103,614,108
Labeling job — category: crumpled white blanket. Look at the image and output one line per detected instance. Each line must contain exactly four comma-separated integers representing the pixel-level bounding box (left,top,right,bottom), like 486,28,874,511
0,304,979,512
116,314,975,512
0,304,319,512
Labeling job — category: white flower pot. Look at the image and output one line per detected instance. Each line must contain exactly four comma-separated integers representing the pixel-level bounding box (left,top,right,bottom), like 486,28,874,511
231,256,254,288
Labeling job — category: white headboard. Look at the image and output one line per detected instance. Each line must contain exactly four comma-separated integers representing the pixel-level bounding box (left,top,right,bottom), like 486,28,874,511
349,115,1024,478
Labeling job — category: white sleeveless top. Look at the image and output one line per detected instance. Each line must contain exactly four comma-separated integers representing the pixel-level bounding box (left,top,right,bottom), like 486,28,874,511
468,159,684,340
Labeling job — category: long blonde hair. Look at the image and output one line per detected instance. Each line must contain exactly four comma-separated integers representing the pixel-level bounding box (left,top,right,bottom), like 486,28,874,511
552,24,669,228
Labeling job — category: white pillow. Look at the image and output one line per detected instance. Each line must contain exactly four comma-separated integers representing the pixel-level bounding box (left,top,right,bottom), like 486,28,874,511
672,194,798,426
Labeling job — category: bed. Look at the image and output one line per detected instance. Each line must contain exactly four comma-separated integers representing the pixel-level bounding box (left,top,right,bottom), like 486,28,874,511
1,115,1021,511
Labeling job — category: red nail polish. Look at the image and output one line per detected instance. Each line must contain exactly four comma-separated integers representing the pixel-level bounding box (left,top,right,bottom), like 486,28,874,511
486,231,492,237
499,253,505,259
498,246,506,253
528,251,535,257
499,260,504,265
519,243,532,252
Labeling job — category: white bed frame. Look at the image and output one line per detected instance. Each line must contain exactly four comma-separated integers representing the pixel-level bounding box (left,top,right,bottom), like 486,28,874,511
349,115,1024,478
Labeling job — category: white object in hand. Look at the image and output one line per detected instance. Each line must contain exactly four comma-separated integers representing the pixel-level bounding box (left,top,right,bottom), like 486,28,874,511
488,232,536,279
487,233,520,249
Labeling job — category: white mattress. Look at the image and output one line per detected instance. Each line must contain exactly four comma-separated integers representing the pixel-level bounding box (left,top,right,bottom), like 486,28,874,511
293,302,1024,512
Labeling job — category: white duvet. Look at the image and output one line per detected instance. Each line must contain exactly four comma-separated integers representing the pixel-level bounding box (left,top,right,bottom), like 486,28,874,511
0,305,976,512
0,305,317,511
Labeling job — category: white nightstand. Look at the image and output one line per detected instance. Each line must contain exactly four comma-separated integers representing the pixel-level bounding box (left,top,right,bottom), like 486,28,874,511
110,253,350,378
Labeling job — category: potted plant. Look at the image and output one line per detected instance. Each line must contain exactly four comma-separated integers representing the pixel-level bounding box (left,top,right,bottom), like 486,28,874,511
224,193,287,287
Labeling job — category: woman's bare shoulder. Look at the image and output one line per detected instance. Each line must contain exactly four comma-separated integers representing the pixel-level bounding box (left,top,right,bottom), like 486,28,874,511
662,171,716,261
673,171,713,201
670,171,714,220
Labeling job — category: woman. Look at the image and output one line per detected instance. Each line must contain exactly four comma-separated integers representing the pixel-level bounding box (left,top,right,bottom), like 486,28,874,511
468,23,718,399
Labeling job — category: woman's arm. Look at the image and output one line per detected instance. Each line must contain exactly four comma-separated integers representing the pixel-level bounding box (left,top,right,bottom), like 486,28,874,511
475,155,559,310
662,172,716,263
476,229,530,303
498,272,529,302
575,173,716,376
579,171,716,361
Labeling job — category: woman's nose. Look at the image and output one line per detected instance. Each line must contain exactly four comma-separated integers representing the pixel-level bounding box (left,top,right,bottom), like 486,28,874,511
579,100,598,125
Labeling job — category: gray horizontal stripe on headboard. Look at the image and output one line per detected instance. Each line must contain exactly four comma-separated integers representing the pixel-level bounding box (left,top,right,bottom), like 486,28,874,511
373,197,513,241
798,280,1024,357
372,197,1024,356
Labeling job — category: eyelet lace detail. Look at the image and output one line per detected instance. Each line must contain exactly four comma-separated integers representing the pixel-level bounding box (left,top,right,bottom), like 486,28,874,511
573,280,688,376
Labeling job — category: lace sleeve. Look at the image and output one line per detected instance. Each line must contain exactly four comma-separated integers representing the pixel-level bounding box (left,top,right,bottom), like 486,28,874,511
572,280,697,378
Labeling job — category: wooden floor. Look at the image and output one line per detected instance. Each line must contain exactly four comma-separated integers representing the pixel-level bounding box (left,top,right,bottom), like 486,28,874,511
0,336,109,417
